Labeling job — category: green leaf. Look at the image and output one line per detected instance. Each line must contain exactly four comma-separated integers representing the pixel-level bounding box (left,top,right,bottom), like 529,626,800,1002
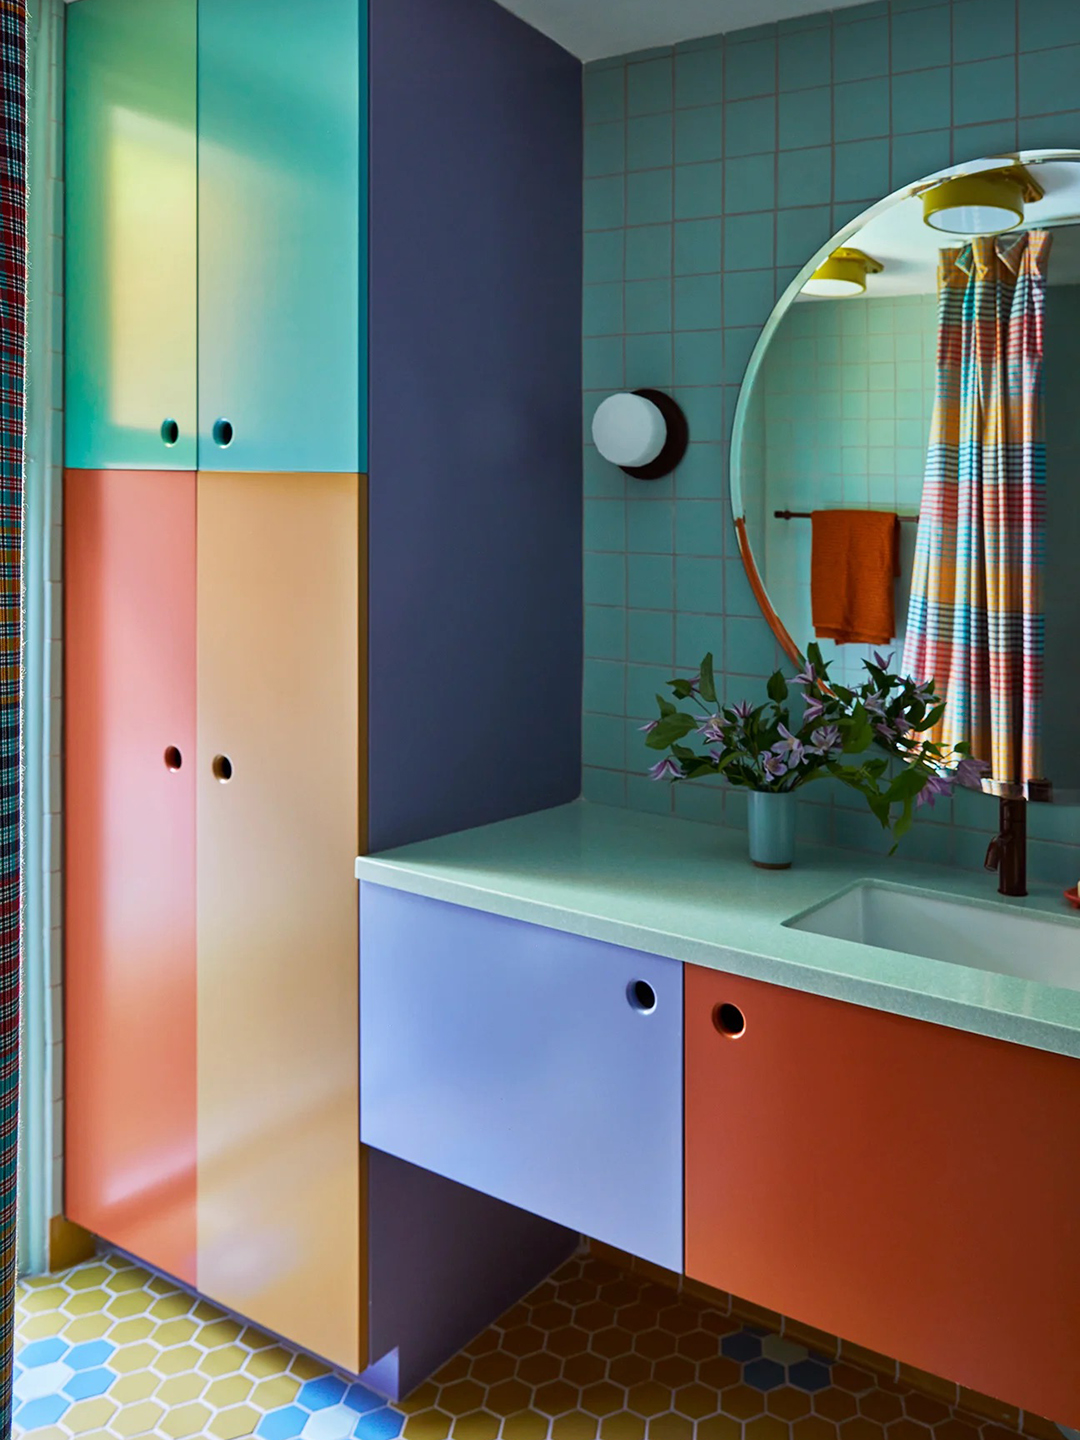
645,712,698,749
766,670,789,703
668,679,696,701
699,653,717,704
806,641,825,673
656,695,676,718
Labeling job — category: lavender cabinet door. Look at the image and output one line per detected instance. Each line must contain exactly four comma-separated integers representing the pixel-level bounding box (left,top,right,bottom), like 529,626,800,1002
359,884,683,1271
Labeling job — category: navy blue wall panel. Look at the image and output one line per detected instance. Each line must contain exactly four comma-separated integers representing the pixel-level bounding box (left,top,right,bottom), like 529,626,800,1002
368,0,583,851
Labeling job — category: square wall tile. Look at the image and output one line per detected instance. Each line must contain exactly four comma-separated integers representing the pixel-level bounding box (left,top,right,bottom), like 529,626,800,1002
583,336,624,390
625,278,672,333
675,218,723,275
953,0,1017,63
890,6,951,73
891,67,952,134
628,112,674,170
585,605,626,660
675,104,724,164
724,153,777,212
584,65,625,125
628,552,675,609
627,168,674,225
626,224,673,280
834,78,890,141
953,56,1017,126
675,46,724,107
725,35,777,100
834,137,890,202
583,657,626,714
833,14,889,82
583,282,623,337
584,174,625,231
725,96,777,157
675,273,722,331
1019,46,1080,116
625,331,674,388
779,24,831,91
675,161,724,220
779,86,832,150
724,211,775,271
583,551,626,607
585,122,626,177
628,56,674,115
628,608,675,664
1020,0,1080,51
585,230,625,284
777,146,831,208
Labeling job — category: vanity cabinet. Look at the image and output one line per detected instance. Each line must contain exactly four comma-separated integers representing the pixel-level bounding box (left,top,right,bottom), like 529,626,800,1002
65,0,363,473
360,885,685,1272
685,965,1080,1424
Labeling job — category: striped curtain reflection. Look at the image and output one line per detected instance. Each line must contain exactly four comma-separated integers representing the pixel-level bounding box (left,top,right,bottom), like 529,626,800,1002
902,230,1051,783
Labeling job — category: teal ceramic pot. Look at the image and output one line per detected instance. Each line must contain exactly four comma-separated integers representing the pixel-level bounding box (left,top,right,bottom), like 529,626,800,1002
747,790,796,869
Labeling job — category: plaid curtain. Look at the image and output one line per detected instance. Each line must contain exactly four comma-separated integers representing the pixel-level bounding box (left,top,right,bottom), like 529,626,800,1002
902,231,1051,784
0,0,25,1431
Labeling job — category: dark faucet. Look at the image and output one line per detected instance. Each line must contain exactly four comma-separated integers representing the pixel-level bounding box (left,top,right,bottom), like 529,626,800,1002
985,796,1027,897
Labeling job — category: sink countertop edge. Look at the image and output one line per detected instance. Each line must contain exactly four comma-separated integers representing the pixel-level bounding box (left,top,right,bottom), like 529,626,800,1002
355,801,1080,1061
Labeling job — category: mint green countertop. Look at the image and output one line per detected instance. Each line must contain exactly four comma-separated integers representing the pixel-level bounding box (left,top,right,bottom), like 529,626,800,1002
355,800,1080,1060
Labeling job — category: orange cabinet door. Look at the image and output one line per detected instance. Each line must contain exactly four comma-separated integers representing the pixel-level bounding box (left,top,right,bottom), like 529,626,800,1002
195,471,362,1372
685,967,1080,1426
64,468,198,1285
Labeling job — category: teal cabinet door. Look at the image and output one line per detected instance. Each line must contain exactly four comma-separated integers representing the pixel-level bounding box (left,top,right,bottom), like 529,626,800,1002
65,0,197,470
197,0,364,473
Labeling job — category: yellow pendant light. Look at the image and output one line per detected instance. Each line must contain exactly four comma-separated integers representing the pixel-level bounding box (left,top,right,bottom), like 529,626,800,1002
802,247,883,298
920,165,1043,236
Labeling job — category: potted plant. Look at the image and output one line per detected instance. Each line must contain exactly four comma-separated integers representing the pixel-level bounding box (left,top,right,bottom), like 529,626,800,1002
643,644,987,869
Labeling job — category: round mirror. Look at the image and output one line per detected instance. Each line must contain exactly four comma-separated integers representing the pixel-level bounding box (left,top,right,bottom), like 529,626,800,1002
731,149,1080,800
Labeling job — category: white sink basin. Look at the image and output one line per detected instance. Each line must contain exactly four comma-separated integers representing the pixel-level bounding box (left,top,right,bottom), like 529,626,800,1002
785,881,1080,993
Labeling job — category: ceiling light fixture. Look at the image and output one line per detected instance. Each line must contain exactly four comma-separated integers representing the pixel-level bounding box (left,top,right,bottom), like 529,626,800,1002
920,165,1044,236
802,247,883,298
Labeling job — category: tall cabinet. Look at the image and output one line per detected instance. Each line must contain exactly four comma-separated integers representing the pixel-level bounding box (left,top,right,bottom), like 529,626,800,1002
65,0,365,1373
64,0,584,1392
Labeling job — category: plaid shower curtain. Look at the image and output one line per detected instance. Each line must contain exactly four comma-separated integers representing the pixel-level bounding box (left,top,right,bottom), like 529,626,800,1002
0,0,24,1431
902,231,1051,784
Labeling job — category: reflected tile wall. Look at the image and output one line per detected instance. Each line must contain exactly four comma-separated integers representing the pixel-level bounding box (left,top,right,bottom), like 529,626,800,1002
581,0,1080,882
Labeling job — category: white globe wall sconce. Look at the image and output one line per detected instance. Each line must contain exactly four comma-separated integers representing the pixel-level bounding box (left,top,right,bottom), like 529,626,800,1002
591,389,689,480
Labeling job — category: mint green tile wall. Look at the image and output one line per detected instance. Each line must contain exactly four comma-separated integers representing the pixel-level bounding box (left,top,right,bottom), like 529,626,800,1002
581,0,1080,883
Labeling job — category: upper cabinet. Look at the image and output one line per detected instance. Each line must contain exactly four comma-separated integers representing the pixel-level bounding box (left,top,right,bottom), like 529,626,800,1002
197,0,363,472
65,0,198,469
65,0,364,474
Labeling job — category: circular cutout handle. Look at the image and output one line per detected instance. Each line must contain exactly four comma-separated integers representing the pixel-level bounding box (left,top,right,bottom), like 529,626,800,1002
713,1002,746,1039
212,754,234,783
161,418,180,447
212,418,234,448
627,979,657,1014
164,745,183,772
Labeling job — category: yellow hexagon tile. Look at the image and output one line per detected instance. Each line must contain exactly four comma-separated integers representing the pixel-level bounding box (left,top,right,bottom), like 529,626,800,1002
149,1292,196,1322
238,1325,277,1352
63,1312,114,1344
199,1342,254,1377
63,1395,119,1434
105,1288,154,1318
289,1351,331,1382
107,1316,156,1346
154,1341,205,1376
205,1372,255,1408
105,1267,147,1294
66,1263,113,1291
109,1370,159,1404
110,1341,161,1374
404,1408,455,1440
160,1401,215,1438
153,1316,200,1347
207,1402,263,1438
18,1310,68,1340
156,1370,210,1406
109,1398,166,1436
198,1318,245,1349
20,1284,68,1313
244,1344,294,1380
250,1373,300,1411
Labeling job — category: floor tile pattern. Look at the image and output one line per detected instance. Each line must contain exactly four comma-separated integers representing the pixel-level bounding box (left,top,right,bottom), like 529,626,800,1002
14,1249,1046,1440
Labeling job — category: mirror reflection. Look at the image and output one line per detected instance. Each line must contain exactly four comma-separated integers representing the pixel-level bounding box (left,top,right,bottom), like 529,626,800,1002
733,150,1080,798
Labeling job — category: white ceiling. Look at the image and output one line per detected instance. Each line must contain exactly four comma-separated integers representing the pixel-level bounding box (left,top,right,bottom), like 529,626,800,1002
495,0,872,62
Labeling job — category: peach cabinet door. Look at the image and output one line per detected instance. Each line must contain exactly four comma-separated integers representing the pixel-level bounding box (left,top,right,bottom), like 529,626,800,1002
196,471,362,1372
64,468,198,1285
685,967,1080,1426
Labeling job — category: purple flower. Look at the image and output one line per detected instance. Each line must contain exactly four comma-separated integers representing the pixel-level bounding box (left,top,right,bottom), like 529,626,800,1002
952,755,991,790
730,699,754,721
811,724,842,753
916,772,954,809
792,662,818,688
649,756,682,782
639,719,659,734
863,691,887,717
803,695,828,725
874,716,911,744
873,651,895,672
698,714,726,744
762,753,789,779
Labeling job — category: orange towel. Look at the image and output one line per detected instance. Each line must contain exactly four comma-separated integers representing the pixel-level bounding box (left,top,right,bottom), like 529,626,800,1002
810,509,900,646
